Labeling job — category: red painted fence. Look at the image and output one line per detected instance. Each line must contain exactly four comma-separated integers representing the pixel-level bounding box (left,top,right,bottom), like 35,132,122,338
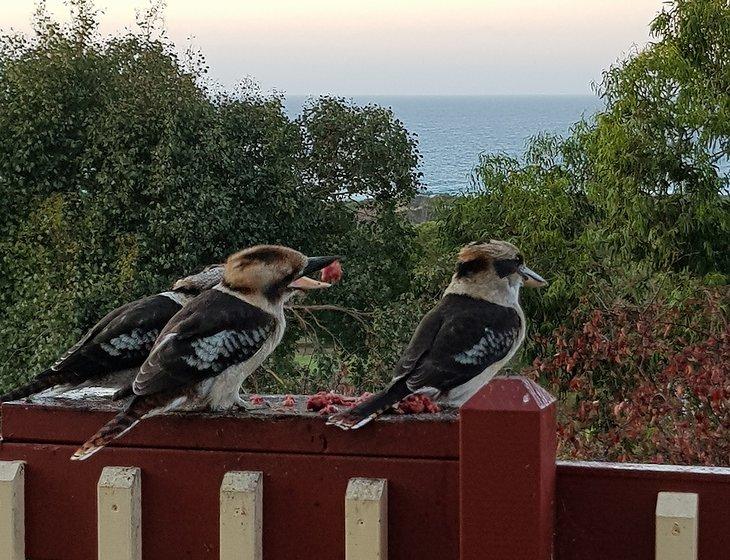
0,376,728,559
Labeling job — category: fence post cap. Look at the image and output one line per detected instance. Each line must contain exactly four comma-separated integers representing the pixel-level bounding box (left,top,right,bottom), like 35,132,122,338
656,492,699,518
461,376,554,413
0,461,25,481
98,466,140,489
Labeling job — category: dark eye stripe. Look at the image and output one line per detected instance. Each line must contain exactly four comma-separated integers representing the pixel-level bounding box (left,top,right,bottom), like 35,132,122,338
494,259,520,278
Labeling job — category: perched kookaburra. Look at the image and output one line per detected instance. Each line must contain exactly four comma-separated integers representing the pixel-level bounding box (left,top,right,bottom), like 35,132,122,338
0,265,225,403
71,245,340,460
328,240,546,430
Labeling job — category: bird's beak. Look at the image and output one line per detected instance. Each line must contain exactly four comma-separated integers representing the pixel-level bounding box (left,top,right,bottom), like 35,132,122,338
288,255,342,290
519,265,547,288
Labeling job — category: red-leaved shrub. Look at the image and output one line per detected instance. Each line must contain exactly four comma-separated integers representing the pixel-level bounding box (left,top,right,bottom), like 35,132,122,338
526,288,729,466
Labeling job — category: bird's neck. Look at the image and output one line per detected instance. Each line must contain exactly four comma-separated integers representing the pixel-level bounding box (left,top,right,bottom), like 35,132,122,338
443,275,522,310
214,283,284,319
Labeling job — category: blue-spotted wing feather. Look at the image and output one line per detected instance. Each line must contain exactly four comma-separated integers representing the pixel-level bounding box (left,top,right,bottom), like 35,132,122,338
181,326,273,373
52,295,182,377
452,326,518,366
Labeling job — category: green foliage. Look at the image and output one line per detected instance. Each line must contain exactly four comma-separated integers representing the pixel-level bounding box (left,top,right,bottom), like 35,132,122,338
0,2,421,392
426,0,729,347
582,0,729,273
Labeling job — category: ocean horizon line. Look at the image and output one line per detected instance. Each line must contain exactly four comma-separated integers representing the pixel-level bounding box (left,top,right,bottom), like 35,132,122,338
285,92,599,98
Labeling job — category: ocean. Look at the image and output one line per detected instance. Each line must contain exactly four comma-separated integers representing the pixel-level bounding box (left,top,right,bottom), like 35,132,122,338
285,95,603,195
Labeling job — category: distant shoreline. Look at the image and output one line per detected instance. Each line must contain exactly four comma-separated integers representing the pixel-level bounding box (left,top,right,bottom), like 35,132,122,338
285,93,600,99
404,194,452,224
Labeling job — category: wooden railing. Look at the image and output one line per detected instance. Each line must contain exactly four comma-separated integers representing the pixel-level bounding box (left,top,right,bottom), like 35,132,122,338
0,376,728,559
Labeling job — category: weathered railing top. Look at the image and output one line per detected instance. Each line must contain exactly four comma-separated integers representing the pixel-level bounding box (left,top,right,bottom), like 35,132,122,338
2,388,460,460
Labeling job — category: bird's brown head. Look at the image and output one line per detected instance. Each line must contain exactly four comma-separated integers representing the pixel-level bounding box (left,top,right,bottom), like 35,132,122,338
454,240,547,290
172,263,225,294
224,245,342,303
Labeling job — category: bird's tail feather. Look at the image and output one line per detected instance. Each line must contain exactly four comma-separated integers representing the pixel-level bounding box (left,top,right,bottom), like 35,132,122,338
71,395,159,461
327,377,411,430
0,369,70,403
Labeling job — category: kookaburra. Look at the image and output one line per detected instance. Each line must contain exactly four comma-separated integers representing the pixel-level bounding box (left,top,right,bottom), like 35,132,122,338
72,245,340,460
0,265,225,403
328,240,546,430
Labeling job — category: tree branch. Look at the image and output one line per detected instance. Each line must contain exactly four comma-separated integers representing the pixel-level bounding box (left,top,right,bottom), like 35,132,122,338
286,304,372,327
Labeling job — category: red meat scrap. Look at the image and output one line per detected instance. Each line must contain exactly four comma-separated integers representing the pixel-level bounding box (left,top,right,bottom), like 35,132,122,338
306,391,356,412
306,391,440,416
320,260,343,284
317,403,340,415
354,392,374,405
393,394,441,415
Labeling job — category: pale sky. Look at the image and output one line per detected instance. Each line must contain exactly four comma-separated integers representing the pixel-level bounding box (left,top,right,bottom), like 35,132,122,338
2,0,665,95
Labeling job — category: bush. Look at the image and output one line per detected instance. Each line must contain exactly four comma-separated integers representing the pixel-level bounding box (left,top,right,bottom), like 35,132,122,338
528,284,729,466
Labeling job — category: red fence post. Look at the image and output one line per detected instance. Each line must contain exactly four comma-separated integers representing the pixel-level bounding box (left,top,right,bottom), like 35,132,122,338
459,376,556,560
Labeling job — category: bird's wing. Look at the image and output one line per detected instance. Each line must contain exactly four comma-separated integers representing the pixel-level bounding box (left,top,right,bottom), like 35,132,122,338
133,290,276,396
51,303,136,371
51,294,182,380
404,294,522,393
392,306,445,380
88,295,182,363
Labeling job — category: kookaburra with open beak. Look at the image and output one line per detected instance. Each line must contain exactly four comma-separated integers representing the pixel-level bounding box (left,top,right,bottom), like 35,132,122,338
0,264,225,404
328,239,546,430
72,245,340,460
